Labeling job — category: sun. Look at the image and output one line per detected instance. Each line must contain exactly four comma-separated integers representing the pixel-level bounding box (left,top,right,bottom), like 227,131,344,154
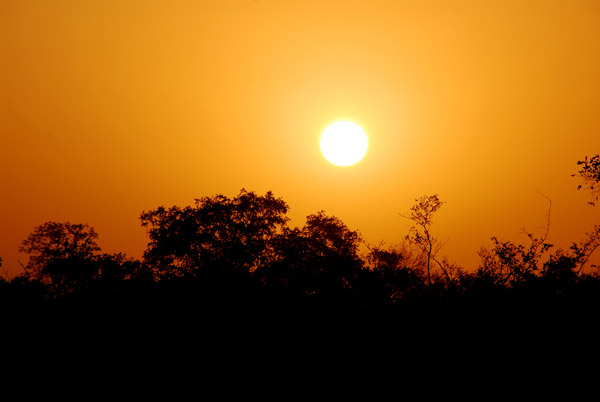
320,121,368,167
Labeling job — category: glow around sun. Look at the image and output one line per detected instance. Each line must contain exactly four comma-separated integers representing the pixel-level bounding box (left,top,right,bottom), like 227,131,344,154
320,121,368,167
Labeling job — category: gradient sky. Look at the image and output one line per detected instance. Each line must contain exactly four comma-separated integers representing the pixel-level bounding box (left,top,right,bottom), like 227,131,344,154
2,0,600,277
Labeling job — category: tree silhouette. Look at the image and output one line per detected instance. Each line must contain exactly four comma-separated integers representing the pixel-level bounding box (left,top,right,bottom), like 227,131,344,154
400,195,446,286
140,189,289,279
540,249,580,297
574,154,600,206
569,225,600,276
19,222,101,295
476,235,553,288
365,243,426,303
258,211,364,310
476,199,553,289
2,172,599,321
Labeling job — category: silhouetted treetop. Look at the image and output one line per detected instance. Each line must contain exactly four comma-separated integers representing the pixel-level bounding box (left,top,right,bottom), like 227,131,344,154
19,222,101,293
257,210,364,303
575,154,600,206
20,222,100,265
303,211,362,258
140,189,289,278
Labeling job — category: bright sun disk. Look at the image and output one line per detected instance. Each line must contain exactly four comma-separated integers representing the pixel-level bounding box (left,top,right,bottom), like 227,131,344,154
320,121,368,167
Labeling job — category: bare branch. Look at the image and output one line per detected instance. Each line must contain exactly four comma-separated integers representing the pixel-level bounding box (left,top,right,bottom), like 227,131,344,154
400,195,445,286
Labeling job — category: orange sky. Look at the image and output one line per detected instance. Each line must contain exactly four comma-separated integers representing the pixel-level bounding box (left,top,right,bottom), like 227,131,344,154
2,0,600,277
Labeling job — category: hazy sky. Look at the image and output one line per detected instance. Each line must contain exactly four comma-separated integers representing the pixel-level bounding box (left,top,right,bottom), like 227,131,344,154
2,0,600,277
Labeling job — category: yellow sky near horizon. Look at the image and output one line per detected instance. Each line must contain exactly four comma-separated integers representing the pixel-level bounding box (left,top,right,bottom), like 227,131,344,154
1,0,600,277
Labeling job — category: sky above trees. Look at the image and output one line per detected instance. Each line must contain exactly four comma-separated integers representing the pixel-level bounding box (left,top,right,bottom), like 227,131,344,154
2,1,600,277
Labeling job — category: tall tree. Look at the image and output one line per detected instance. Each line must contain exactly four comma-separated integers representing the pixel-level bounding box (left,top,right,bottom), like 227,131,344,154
19,222,101,294
258,211,364,306
400,195,446,286
140,189,289,278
